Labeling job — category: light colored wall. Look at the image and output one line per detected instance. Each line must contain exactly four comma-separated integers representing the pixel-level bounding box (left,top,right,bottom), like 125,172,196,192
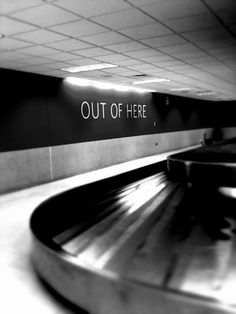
0,147,51,194
50,128,213,180
222,127,236,139
0,128,221,194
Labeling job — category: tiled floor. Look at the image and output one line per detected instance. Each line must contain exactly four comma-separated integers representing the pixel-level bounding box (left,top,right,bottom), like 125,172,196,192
0,148,197,314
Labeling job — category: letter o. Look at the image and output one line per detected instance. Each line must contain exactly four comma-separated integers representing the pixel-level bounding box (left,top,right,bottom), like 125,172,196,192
110,103,118,119
81,101,90,119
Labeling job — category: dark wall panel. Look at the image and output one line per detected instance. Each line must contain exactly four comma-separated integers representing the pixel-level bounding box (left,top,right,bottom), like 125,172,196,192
47,79,222,145
0,70,52,152
0,69,235,153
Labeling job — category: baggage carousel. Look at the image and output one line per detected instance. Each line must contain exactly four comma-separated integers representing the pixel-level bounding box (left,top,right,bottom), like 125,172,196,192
30,138,236,314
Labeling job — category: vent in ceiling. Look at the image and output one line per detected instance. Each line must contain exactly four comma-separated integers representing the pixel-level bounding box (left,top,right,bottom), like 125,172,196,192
131,74,149,77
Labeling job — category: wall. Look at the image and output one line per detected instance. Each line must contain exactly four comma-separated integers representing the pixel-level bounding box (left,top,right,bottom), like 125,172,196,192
0,69,235,194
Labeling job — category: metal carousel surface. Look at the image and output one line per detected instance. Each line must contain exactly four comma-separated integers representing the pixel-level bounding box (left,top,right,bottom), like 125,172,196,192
30,138,236,314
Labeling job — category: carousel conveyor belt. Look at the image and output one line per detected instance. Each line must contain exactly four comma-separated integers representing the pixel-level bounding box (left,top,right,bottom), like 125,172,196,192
30,174,236,313
30,139,236,314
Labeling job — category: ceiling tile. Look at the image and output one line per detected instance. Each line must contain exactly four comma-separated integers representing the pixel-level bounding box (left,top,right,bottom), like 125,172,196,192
45,39,94,51
185,55,216,65
13,29,68,44
127,63,158,71
126,0,158,6
16,45,58,56
196,38,236,50
204,0,236,11
44,62,76,69
16,64,53,73
158,43,198,54
143,55,174,63
216,9,236,25
157,60,186,68
140,0,207,21
67,58,101,66
0,51,28,60
113,59,143,66
111,59,143,66
10,3,79,27
178,50,210,59
216,53,236,61
43,69,67,78
0,59,29,69
75,47,113,57
91,8,155,30
229,23,236,36
45,52,81,61
56,0,131,18
141,34,187,48
105,41,147,53
164,74,199,84
163,13,220,33
119,69,143,77
94,53,131,63
123,49,161,58
43,68,71,77
0,16,36,36
197,61,226,69
16,56,52,65
119,22,173,40
101,67,132,74
207,46,236,56
0,37,32,50
186,71,219,82
50,20,108,37
77,70,111,78
168,64,195,71
80,31,129,45
143,67,169,74
182,27,232,42
0,0,42,14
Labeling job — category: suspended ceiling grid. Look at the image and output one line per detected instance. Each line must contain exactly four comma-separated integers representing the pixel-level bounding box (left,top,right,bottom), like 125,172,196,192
0,0,236,101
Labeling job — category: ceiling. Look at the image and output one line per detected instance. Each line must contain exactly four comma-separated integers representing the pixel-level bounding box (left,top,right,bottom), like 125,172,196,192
0,0,236,101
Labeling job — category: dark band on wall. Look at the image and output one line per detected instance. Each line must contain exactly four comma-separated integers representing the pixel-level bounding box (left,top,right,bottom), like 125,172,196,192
0,69,235,152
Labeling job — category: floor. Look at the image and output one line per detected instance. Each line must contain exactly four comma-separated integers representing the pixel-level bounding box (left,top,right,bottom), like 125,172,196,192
0,148,196,314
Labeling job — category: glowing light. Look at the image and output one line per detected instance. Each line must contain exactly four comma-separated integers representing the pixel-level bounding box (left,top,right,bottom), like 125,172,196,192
171,88,192,91
65,77,90,86
61,63,118,73
197,91,216,96
64,77,154,93
218,187,236,199
113,85,130,92
133,78,170,84
93,82,111,90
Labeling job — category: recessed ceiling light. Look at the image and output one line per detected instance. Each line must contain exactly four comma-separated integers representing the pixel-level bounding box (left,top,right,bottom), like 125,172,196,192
64,77,155,93
61,63,118,73
94,82,130,92
93,82,111,90
132,78,170,84
170,88,192,91
65,77,90,86
0,34,4,38
197,91,215,96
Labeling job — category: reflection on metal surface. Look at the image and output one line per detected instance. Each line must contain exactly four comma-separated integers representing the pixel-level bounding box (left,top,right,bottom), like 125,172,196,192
30,139,236,313
218,187,236,199
119,175,166,214
31,172,236,313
